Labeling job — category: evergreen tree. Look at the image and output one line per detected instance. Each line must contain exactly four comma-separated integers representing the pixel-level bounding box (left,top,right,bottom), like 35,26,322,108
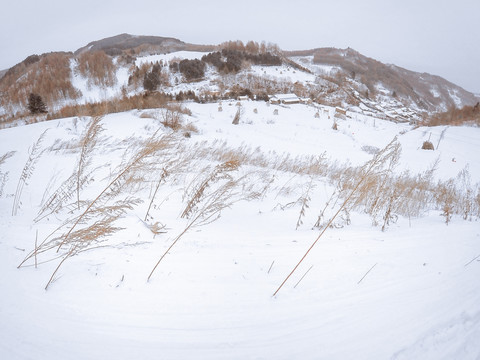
143,71,160,92
27,93,47,114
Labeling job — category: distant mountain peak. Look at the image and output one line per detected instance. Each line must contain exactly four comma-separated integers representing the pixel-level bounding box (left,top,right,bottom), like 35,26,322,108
74,33,186,56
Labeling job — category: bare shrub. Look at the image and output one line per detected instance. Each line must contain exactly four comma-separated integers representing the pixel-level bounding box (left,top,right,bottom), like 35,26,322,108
183,122,199,138
436,179,456,224
160,107,183,130
453,167,478,220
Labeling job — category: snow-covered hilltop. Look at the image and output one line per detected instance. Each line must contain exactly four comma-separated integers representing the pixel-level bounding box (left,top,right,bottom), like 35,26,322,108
1,34,478,127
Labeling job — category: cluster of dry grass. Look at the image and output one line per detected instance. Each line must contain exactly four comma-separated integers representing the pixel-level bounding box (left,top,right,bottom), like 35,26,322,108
19,123,183,288
195,139,480,229
14,125,271,288
46,92,178,120
5,116,479,289
148,158,265,280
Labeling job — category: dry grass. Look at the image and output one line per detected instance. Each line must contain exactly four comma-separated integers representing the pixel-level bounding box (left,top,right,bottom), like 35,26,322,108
0,151,15,198
13,117,480,289
295,177,315,230
425,104,480,126
34,117,104,222
76,116,104,207
12,130,48,216
181,159,241,219
273,139,402,296
19,131,181,289
148,157,263,281
422,141,434,150
47,92,173,120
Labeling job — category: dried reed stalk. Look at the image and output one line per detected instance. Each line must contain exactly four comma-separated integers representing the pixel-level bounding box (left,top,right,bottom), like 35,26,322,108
76,116,104,208
0,151,15,198
54,133,172,252
144,168,168,222
148,160,261,281
296,177,315,230
273,137,399,296
35,133,175,289
12,130,48,216
35,117,103,222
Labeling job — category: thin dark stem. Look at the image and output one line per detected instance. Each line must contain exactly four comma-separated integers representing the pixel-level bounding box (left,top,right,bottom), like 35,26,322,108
294,265,313,288
144,169,166,222
357,263,377,284
147,225,191,281
35,230,38,269
268,260,275,274
464,254,480,267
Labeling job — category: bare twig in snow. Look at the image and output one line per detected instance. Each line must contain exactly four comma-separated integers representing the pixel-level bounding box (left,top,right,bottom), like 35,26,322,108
357,263,378,284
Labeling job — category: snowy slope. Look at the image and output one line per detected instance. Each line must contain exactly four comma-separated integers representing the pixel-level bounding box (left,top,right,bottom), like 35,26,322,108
1,102,479,360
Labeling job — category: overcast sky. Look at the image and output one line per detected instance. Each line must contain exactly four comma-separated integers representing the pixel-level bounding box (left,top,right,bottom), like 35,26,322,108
1,0,479,93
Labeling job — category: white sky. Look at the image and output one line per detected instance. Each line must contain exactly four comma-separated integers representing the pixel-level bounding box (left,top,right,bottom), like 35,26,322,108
1,0,479,93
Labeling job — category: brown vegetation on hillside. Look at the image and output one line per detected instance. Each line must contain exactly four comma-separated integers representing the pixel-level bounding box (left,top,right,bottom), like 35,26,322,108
46,92,176,119
311,48,477,111
313,48,414,100
76,51,117,88
0,53,80,110
220,40,281,55
425,103,480,126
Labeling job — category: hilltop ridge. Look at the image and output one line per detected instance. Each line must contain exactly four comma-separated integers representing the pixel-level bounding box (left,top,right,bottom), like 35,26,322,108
0,34,477,126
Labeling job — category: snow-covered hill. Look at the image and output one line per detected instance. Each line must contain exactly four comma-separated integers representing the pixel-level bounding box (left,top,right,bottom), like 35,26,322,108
1,100,479,359
288,47,478,113
2,35,479,127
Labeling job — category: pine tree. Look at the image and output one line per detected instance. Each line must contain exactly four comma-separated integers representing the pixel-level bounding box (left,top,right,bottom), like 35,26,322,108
27,93,47,114
143,71,160,92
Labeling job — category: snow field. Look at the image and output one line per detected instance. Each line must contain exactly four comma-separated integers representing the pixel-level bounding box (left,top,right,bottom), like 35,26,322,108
1,102,480,359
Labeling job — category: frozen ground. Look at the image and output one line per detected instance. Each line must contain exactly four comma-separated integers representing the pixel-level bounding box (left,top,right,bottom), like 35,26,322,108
1,102,479,359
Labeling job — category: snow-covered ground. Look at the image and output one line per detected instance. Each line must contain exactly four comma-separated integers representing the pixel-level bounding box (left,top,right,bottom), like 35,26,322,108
1,102,479,360
247,64,316,84
135,51,209,67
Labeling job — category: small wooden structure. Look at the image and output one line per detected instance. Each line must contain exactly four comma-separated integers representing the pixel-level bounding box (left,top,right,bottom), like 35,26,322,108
269,94,300,105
